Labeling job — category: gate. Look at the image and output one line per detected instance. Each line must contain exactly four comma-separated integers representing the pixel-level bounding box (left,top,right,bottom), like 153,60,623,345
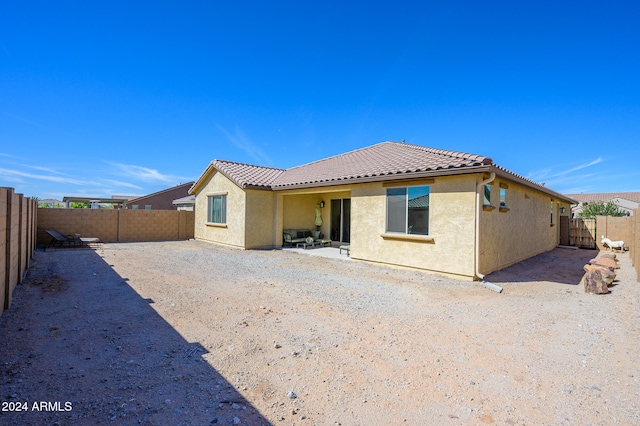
570,218,596,249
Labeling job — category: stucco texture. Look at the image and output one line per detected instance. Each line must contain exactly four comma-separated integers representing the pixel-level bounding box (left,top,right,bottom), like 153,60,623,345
193,171,247,249
478,178,572,274
350,176,477,279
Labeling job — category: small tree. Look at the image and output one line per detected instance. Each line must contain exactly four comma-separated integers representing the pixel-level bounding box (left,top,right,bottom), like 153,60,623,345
70,202,90,209
577,201,626,219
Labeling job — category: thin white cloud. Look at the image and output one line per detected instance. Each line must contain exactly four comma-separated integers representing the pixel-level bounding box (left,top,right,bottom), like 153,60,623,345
3,113,75,137
0,167,88,185
106,162,186,184
215,123,273,166
0,153,21,159
552,157,603,177
20,164,69,175
102,179,143,190
527,157,605,184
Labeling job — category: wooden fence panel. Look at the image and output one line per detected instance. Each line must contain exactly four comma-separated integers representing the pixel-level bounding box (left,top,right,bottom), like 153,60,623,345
570,218,596,249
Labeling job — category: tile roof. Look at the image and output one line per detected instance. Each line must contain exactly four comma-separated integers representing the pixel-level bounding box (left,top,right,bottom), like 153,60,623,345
211,160,284,189
191,141,574,203
564,192,640,204
271,142,492,189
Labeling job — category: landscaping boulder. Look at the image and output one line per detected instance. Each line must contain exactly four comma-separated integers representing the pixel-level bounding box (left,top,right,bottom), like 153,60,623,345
583,264,616,286
589,257,619,269
581,269,610,294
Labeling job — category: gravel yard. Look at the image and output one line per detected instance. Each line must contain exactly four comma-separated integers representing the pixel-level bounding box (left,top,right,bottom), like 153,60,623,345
1,240,639,425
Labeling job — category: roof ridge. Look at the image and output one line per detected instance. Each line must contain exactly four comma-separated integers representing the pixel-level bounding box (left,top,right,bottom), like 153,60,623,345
284,141,394,171
401,142,492,163
213,159,285,171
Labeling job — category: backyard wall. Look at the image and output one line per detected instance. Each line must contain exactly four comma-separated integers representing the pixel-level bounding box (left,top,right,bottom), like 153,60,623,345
37,209,194,246
595,215,633,251
1,187,38,316
632,209,640,281
592,213,639,281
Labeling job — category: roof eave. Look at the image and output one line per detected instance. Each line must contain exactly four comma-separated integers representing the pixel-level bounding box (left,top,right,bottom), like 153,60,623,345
490,166,578,204
189,163,214,195
271,165,493,190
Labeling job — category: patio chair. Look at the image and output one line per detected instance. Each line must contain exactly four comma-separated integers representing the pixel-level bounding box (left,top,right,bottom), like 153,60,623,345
45,229,100,250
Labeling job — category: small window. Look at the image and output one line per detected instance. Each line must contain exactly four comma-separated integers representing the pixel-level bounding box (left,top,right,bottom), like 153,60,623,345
207,195,227,224
132,205,139,210
500,188,506,207
386,185,430,235
145,205,151,210
483,185,491,205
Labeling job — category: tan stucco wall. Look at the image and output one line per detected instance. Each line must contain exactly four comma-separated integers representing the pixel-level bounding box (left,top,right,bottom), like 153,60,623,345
193,168,573,278
193,171,247,248
245,189,277,248
350,176,478,279
478,178,571,274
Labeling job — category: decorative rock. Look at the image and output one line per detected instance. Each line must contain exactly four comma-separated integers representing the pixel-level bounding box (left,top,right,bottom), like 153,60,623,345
581,269,610,294
286,390,297,399
589,257,619,269
583,264,616,286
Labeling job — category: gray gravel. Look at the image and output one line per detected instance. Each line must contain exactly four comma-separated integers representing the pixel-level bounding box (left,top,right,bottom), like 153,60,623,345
1,240,639,425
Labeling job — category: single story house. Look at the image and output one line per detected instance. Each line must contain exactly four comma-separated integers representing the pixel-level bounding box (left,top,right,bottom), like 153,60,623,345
565,192,640,217
125,182,195,210
189,141,575,280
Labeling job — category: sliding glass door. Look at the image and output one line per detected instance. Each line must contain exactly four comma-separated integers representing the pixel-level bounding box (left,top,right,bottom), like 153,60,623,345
330,198,351,243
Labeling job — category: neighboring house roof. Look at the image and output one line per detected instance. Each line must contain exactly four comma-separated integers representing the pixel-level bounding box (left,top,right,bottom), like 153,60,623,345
564,192,640,204
111,195,139,201
191,141,575,203
172,195,196,205
63,196,129,207
127,182,195,210
38,198,64,206
408,194,430,209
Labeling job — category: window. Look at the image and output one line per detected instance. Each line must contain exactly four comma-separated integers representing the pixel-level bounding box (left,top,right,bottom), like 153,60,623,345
132,205,139,210
500,188,506,207
483,185,491,205
386,185,429,235
145,205,151,210
207,195,227,224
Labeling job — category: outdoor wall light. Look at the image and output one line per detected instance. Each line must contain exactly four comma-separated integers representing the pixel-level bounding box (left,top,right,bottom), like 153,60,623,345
320,201,325,208
561,207,566,214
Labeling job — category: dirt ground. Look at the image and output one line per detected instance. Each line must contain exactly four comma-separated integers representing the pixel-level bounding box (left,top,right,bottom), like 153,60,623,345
1,241,639,425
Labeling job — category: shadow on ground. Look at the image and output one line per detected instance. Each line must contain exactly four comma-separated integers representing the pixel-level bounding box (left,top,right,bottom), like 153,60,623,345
0,249,270,425
484,247,599,285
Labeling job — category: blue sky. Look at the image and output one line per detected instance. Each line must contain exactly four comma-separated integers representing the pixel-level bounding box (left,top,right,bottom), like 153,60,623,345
1,1,639,200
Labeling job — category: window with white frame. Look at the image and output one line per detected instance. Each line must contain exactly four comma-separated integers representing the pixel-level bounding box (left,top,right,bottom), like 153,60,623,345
207,194,227,224
386,185,430,235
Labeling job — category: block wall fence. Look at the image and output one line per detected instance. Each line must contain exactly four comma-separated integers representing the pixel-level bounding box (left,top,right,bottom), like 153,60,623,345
36,208,194,246
595,213,639,280
1,187,38,316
